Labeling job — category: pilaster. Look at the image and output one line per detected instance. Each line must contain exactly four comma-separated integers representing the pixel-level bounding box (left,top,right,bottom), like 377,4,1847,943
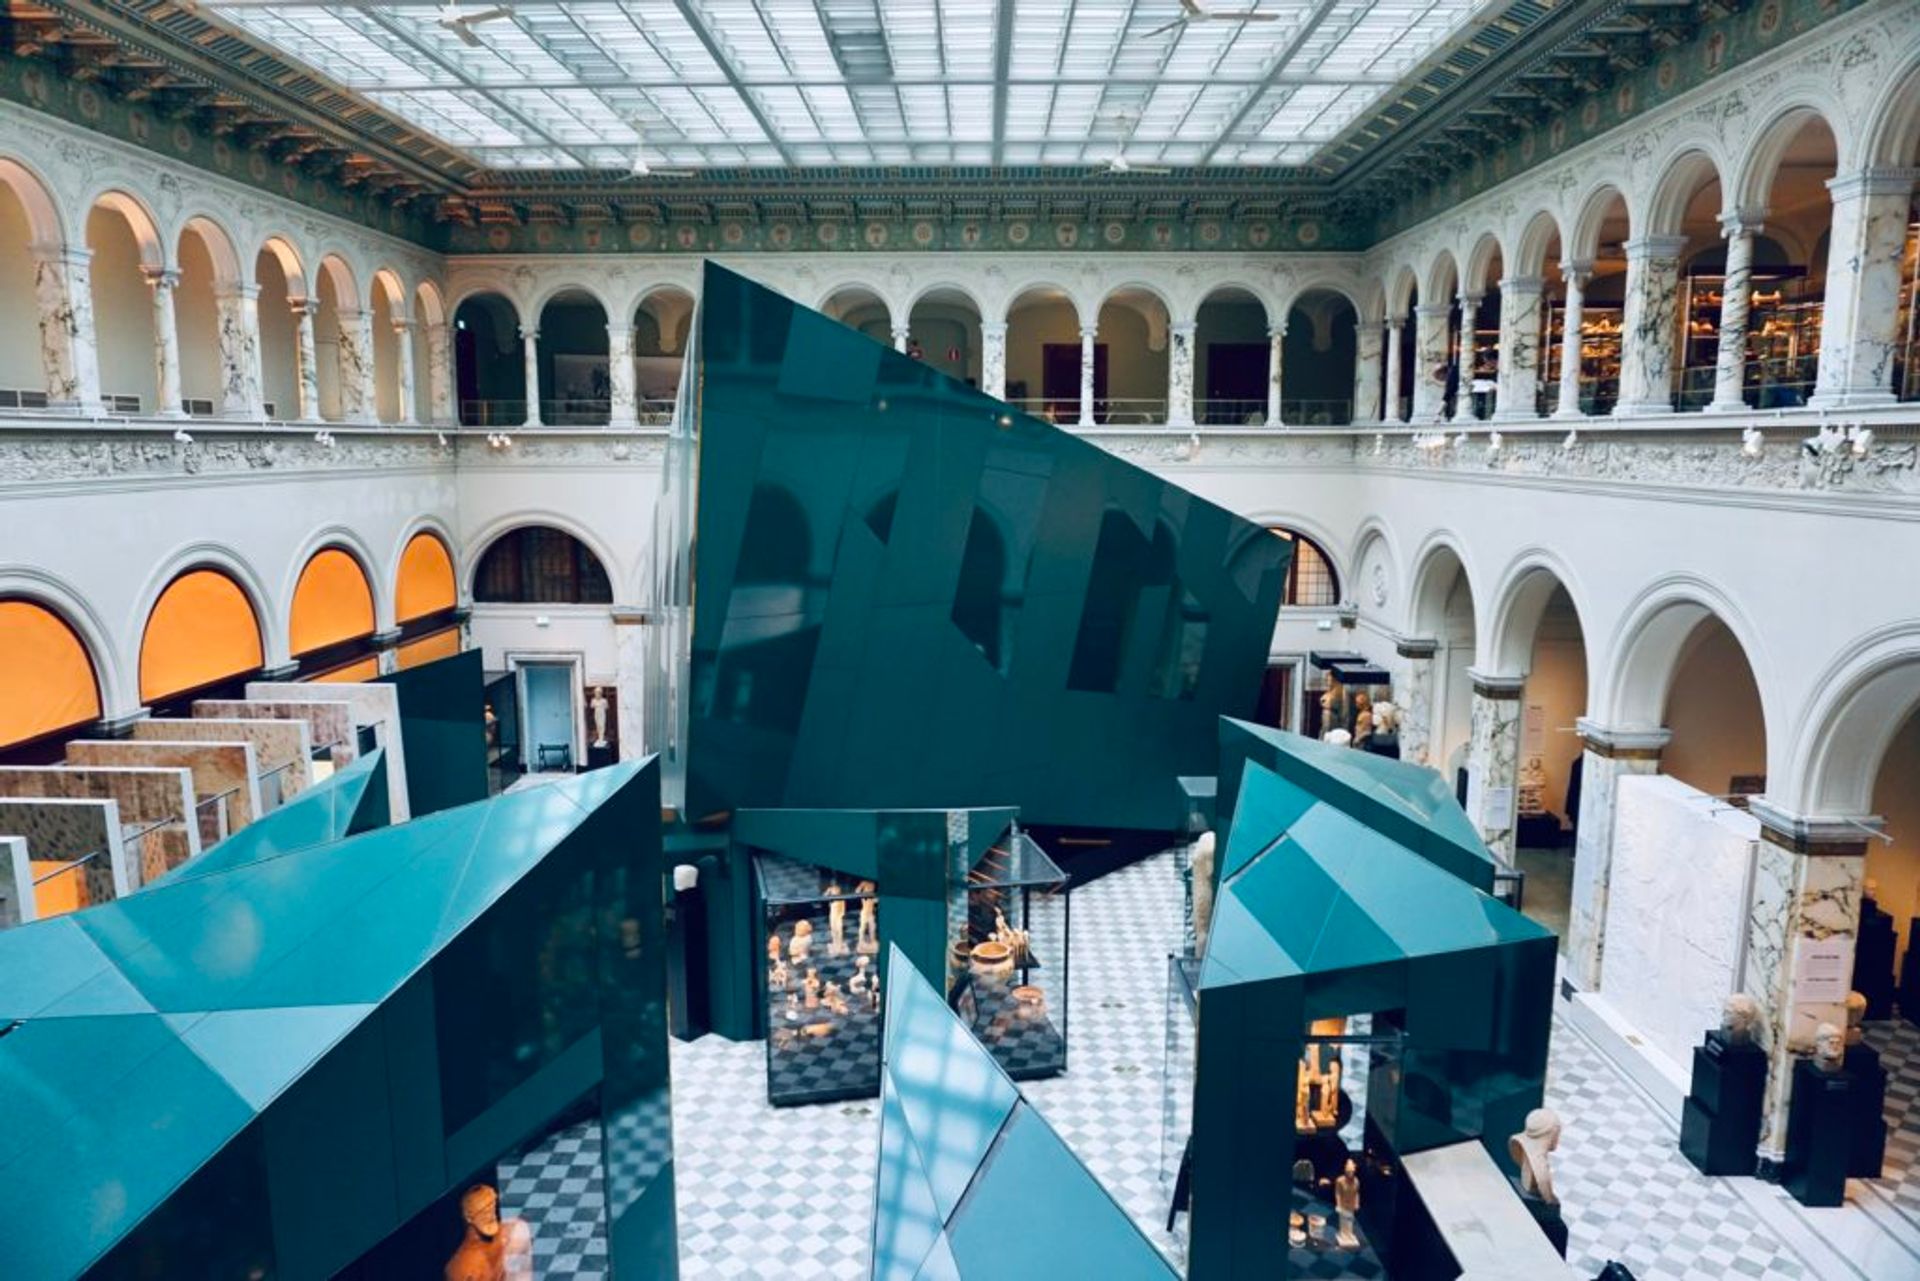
1465,669,1526,863
31,243,103,414
1493,276,1545,422
1808,168,1917,410
607,322,638,428
1613,235,1688,418
213,282,265,419
1394,637,1438,766
981,321,1008,402
1168,319,1196,427
1411,302,1450,423
1564,720,1671,989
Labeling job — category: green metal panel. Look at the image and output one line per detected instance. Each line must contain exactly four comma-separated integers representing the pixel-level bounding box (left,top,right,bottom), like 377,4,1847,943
151,747,388,886
375,647,489,817
684,263,1289,832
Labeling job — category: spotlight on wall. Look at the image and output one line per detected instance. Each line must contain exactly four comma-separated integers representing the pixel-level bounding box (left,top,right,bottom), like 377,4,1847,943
1561,428,1579,451
1741,425,1764,458
172,427,194,445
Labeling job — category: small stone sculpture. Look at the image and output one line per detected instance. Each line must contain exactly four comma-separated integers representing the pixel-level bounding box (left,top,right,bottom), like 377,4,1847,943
803,967,821,1010
827,884,848,956
1295,1067,1317,1133
823,980,848,1015
590,686,610,747
1191,831,1217,954
1721,993,1761,1045
1352,693,1374,747
1334,1159,1361,1249
849,955,870,995
1812,1022,1845,1074
769,959,789,992
1845,991,1867,1049
1312,1057,1342,1128
788,919,813,964
767,932,782,964
856,882,879,953
1508,1107,1562,1204
443,1184,533,1281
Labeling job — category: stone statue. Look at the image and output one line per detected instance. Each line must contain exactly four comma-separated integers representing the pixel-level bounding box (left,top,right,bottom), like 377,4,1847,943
767,931,782,965
1721,993,1761,1046
443,1184,533,1281
1294,1066,1316,1133
1352,693,1374,747
1372,700,1399,735
590,686,610,747
856,881,879,953
823,980,848,1015
1191,831,1217,954
1312,1057,1342,1128
849,954,870,994
1812,1021,1845,1073
788,918,813,964
1320,672,1346,731
826,884,848,956
769,958,788,992
1845,991,1867,1048
1508,1107,1562,1204
803,967,821,1010
1334,1159,1361,1249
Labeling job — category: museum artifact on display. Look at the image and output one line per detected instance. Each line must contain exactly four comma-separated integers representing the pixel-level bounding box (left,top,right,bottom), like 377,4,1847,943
1679,993,1769,1176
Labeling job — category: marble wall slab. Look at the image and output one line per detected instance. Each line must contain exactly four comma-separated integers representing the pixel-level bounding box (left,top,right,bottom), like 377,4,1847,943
0,766,198,860
132,717,313,805
64,740,260,836
245,681,408,821
0,835,28,928
1600,774,1758,1077
0,797,126,908
194,699,357,768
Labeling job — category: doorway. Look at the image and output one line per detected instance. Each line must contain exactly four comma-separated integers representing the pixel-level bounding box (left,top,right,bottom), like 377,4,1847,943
516,657,580,773
1041,343,1106,420
1204,342,1268,424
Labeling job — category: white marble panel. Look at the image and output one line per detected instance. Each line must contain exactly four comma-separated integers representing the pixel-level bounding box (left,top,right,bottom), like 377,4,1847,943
1566,750,1660,989
1599,774,1758,1076
246,681,408,820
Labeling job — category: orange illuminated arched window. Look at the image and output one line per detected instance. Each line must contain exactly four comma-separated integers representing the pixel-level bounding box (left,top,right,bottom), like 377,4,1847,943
0,599,103,748
397,629,461,670
396,531,457,623
290,548,376,656
139,569,265,703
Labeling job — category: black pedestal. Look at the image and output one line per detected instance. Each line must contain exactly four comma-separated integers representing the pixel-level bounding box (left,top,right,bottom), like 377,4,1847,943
1844,1043,1889,1179
1518,1193,1570,1258
1903,919,1920,1025
1679,1031,1766,1176
1782,1059,1857,1207
1856,897,1897,1019
586,742,616,770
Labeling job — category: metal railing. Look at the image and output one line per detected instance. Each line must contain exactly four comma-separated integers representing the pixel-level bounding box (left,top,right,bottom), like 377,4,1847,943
124,818,186,887
196,787,237,847
260,758,298,811
30,851,107,919
1492,868,1526,913
458,397,681,427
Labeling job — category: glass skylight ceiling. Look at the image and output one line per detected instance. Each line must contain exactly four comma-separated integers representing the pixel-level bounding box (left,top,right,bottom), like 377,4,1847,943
200,0,1490,170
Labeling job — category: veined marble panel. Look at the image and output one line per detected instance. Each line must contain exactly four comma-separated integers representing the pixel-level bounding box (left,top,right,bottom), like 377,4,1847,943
0,796,125,906
1397,656,1433,767
0,765,197,855
1599,774,1758,1076
1467,690,1521,862
246,681,407,820
1566,750,1662,990
132,717,313,804
194,699,356,767
64,740,260,833
0,835,28,927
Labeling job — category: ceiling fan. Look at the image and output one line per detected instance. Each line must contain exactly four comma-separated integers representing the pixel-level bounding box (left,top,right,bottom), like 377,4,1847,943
1145,0,1280,38
437,2,514,47
1103,154,1171,176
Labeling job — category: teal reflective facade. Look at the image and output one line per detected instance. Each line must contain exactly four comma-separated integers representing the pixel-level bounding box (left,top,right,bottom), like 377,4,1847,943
149,746,389,886
870,946,1178,1280
376,647,490,817
1190,743,1555,1279
684,263,1290,832
0,760,675,1280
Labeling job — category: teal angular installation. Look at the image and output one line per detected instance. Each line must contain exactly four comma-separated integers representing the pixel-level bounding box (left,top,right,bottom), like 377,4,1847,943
870,945,1177,1281
150,746,389,886
1188,748,1555,1279
0,761,676,1281
679,263,1291,832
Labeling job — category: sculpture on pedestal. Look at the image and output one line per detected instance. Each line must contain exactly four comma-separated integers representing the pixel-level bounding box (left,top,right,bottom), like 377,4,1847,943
1722,992,1761,1045
827,884,848,956
856,881,879,953
1334,1159,1361,1249
1812,1022,1845,1074
1509,1108,1561,1204
590,686,610,747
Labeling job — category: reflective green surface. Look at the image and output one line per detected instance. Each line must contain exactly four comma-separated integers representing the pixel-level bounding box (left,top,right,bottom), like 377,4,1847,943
685,263,1289,831
1190,752,1555,1280
376,647,489,817
1217,717,1496,891
0,761,675,1280
871,946,1177,1280
150,747,388,886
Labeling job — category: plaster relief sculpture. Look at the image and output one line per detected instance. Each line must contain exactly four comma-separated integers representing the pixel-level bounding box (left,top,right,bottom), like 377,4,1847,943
1509,1107,1562,1204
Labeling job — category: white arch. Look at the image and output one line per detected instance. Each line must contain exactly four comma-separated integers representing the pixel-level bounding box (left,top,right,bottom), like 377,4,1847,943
177,212,246,287
462,511,626,606
447,283,527,331
1421,249,1460,306
1785,623,1920,816
388,516,466,615
1568,182,1631,263
999,276,1085,327
256,235,311,299
530,279,615,325
1598,573,1771,735
1512,210,1566,278
0,564,130,716
280,525,394,637
1404,531,1480,641
126,539,286,679
1640,147,1727,237
1861,49,1920,167
1348,517,1401,621
903,279,988,318
1386,265,1418,317
413,278,448,328
1728,100,1843,214
1484,548,1593,681
84,188,165,269
0,156,69,247
1461,232,1506,297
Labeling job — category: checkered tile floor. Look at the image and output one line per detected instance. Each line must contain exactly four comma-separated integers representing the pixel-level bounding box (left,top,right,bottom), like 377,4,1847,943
1866,1018,1920,1236
501,846,1908,1279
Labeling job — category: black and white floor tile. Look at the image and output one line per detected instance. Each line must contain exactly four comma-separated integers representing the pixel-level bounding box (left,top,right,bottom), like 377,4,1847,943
504,845,1920,1278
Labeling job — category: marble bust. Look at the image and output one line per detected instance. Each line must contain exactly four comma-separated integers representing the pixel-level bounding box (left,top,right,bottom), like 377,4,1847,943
1508,1107,1562,1204
1844,991,1867,1048
1811,1022,1845,1074
1721,993,1761,1046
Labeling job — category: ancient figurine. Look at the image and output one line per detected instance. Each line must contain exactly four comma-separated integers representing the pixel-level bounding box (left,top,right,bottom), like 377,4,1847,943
856,881,879,953
443,1184,533,1281
767,931,782,965
992,907,1030,964
1295,1066,1317,1133
1334,1159,1361,1249
1312,1057,1342,1128
803,967,821,1009
1721,992,1761,1045
788,918,813,964
850,955,870,994
1812,1021,1845,1073
823,980,848,1015
1508,1108,1562,1204
785,992,799,1022
769,958,789,992
1288,1210,1307,1248
867,976,881,1011
1845,990,1867,1048
590,686,610,747
827,884,848,956
1352,693,1374,747
1191,830,1217,953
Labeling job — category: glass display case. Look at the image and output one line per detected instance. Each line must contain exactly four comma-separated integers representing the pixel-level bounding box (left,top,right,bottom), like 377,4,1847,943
1541,300,1623,415
1306,652,1395,755
950,826,1070,1081
1898,219,1919,402
1678,269,1821,409
756,853,884,1106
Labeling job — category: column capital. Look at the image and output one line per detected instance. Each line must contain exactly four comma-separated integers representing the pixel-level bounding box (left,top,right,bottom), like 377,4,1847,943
980,320,1008,339
605,321,633,339
1413,301,1451,320
1170,319,1198,338
1558,259,1594,283
520,327,540,342
1267,322,1287,341
1497,275,1546,295
1717,208,1767,238
259,661,300,681
212,282,261,302
95,707,152,736
336,307,371,323
1746,797,1883,856
288,295,320,318
141,265,182,290
28,240,91,268
1079,324,1099,341
890,323,911,337
1466,668,1527,699
1457,292,1484,309
370,627,404,650
1825,167,1919,201
1394,636,1438,659
1573,718,1671,759
390,317,415,335
1621,234,1689,261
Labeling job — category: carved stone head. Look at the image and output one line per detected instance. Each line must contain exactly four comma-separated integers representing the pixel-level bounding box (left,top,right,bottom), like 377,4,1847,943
1812,1022,1845,1073
1721,993,1760,1044
460,1184,501,1238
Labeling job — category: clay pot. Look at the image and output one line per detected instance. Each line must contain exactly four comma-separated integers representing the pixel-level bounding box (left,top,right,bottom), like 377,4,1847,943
1011,985,1045,1019
970,940,1014,984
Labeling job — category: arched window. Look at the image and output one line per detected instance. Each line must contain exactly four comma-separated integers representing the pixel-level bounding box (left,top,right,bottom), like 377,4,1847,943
291,548,376,657
396,531,458,624
1269,528,1340,607
474,527,612,604
0,599,102,749
140,569,264,703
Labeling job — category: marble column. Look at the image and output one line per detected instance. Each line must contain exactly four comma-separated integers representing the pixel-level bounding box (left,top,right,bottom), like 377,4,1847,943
981,321,1008,402
1412,302,1450,422
1465,671,1525,864
1564,720,1670,990
426,321,455,425
1078,324,1097,427
371,628,402,676
289,296,322,421
143,266,186,418
1266,323,1286,426
1708,212,1765,413
891,323,910,354
213,282,265,418
1809,169,1914,410
522,328,543,427
1553,262,1591,419
1383,317,1405,423
391,317,418,425
30,242,102,414
1394,638,1437,766
613,608,650,761
1613,234,1687,417
606,322,638,427
1351,320,1382,426
1740,800,1874,1163
1451,294,1481,423
335,307,377,424
1494,276,1546,421
1168,320,1196,427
